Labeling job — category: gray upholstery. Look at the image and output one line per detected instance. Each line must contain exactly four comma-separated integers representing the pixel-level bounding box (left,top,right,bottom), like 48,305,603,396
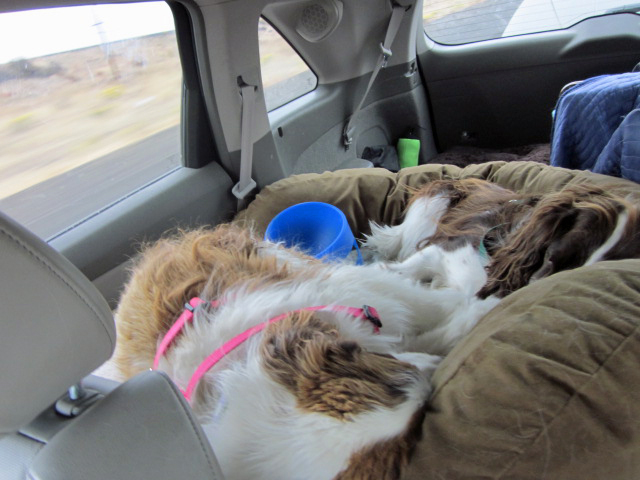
0,212,115,433
29,371,223,480
0,210,224,479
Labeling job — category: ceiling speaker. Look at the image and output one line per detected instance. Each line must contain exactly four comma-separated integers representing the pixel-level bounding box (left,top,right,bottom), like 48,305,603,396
295,0,343,43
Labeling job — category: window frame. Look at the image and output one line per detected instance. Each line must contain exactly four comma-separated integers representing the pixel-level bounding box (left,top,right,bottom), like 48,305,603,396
258,15,319,112
0,0,225,240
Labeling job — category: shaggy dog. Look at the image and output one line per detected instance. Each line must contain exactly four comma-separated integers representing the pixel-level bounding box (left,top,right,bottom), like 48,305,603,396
114,223,498,480
363,179,640,298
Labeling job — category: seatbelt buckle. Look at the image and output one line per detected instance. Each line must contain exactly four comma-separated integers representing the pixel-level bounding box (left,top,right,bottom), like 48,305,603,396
232,178,257,201
362,305,383,329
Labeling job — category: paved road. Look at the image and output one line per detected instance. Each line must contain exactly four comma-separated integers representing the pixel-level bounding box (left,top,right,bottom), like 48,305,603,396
425,0,526,45
0,125,181,239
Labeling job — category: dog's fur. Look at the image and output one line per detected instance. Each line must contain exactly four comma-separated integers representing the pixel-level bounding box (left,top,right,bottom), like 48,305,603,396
364,179,640,298
114,224,498,480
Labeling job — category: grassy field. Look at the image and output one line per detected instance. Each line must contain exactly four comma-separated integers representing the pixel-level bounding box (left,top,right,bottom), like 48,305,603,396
0,32,182,199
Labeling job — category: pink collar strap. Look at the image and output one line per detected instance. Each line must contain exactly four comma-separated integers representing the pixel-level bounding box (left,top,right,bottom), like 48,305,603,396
153,298,382,401
153,297,217,370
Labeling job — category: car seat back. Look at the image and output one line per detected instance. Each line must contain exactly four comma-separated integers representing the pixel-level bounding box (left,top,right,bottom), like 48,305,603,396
0,211,224,479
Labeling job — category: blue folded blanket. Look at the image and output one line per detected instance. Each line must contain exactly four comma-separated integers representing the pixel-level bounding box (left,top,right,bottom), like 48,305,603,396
550,72,640,183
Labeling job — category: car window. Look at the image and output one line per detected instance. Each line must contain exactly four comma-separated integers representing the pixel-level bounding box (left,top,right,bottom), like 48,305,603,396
0,1,181,240
423,0,638,45
258,18,317,111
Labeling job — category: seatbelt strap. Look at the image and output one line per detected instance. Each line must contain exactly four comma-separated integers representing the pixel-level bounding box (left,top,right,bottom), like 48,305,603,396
232,81,258,209
343,3,409,149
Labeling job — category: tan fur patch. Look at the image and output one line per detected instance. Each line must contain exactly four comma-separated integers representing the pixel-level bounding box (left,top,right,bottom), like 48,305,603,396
113,223,318,379
260,311,420,420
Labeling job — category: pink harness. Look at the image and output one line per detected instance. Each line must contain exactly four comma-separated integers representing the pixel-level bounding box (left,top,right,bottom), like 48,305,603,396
153,297,382,401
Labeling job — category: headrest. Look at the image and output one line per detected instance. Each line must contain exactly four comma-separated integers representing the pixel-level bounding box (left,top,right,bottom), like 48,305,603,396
0,212,115,433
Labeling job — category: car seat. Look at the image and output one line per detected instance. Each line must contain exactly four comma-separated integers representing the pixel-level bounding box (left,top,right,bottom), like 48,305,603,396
0,211,224,479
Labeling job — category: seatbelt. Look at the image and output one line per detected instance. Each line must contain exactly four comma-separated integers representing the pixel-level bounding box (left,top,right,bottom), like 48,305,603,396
232,80,258,210
342,2,409,149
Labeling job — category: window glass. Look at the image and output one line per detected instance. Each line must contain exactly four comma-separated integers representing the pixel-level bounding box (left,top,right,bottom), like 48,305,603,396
423,0,638,45
0,2,181,239
258,18,317,111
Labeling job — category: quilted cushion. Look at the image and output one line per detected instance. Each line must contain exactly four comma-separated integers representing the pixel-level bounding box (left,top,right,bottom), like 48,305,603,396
236,161,639,237
593,108,640,182
550,72,640,182
407,259,640,479
237,161,640,479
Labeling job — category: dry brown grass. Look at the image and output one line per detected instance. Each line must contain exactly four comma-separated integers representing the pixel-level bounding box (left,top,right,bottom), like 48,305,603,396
0,33,181,199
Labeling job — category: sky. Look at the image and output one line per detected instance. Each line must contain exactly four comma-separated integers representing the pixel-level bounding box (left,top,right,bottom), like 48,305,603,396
0,2,175,64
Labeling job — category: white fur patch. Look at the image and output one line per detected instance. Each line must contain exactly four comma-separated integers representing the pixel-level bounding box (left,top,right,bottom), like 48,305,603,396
204,358,430,480
585,209,629,265
363,195,450,262
381,243,488,298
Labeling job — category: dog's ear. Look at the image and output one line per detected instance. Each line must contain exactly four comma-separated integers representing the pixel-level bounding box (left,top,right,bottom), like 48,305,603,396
478,197,578,298
479,188,627,298
260,311,422,420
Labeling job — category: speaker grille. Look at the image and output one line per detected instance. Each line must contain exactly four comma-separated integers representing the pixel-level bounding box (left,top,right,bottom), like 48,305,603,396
299,4,330,36
296,1,342,43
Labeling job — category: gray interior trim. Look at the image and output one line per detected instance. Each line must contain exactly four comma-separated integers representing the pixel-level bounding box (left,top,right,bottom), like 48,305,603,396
418,13,640,149
263,0,422,84
28,371,225,480
206,0,423,162
178,0,232,170
419,14,640,81
263,63,435,178
50,162,235,281
91,260,133,310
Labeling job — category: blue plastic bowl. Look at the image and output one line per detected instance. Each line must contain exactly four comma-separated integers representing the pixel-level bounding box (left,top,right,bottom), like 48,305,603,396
265,202,361,262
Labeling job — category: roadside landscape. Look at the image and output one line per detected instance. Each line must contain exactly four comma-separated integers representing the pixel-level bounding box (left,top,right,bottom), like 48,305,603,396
0,32,182,199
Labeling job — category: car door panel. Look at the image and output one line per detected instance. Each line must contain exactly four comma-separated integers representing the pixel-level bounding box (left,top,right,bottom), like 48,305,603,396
262,63,438,177
50,162,235,307
419,14,640,150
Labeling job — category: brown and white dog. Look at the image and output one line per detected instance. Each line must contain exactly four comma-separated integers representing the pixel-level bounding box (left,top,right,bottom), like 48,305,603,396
114,224,498,480
364,179,640,298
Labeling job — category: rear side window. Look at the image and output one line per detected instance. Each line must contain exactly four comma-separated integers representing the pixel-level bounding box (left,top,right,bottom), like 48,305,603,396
258,18,317,111
423,0,638,45
0,2,181,239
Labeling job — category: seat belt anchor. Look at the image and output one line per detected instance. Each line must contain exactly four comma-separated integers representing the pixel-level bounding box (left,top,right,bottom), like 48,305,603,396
232,178,257,201
342,124,354,149
379,43,392,67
